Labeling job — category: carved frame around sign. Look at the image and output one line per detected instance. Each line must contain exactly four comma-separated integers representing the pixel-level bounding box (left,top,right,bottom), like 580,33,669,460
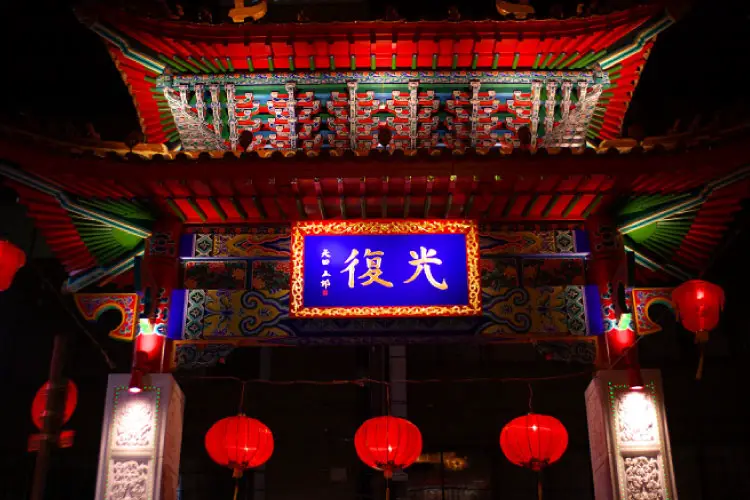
289,219,482,318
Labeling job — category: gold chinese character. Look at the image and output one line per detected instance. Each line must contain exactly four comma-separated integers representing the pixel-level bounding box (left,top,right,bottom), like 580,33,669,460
404,246,448,290
322,270,331,278
321,249,331,258
358,249,393,288
340,249,360,288
321,279,331,289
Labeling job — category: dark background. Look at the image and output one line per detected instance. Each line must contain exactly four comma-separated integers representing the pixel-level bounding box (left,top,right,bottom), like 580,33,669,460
1,1,750,499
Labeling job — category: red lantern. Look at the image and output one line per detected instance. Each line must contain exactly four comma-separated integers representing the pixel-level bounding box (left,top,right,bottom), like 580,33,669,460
672,280,724,340
355,416,422,478
500,413,568,500
31,380,78,430
0,240,25,291
205,415,274,478
672,279,725,379
500,413,568,471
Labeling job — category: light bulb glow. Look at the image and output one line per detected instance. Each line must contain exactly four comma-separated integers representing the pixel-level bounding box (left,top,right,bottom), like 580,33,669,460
128,386,142,394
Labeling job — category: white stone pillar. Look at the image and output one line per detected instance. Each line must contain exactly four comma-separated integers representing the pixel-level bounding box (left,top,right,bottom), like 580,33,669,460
94,374,185,500
585,370,678,500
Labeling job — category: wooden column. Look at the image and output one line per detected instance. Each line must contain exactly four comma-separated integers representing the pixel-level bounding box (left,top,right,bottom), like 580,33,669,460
135,220,182,374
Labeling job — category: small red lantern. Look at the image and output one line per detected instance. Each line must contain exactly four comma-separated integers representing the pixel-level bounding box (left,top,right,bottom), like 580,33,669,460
672,279,725,379
672,280,724,340
205,415,274,478
0,240,25,291
355,416,422,478
500,413,568,500
31,380,78,430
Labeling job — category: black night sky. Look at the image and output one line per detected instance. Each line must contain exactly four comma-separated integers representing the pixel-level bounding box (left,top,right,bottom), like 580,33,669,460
1,1,750,499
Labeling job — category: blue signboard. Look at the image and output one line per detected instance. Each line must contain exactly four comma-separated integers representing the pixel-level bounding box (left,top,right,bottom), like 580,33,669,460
290,220,481,317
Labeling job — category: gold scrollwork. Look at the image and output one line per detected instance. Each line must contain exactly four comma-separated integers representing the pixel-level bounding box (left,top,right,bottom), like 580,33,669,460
289,220,482,318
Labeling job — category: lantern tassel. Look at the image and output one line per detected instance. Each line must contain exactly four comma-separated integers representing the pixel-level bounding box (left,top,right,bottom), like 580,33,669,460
537,472,543,500
696,342,705,381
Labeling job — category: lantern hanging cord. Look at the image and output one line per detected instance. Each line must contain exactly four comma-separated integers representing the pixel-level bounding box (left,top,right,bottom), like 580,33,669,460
527,383,534,413
176,371,591,387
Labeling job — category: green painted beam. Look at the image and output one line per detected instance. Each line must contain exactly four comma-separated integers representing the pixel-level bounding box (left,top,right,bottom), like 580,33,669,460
201,57,219,73
532,53,542,69
432,54,438,70
213,58,226,72
557,52,580,69
511,53,520,69
208,197,227,221
225,57,234,72
521,194,539,218
541,194,560,218
392,54,397,70
267,57,275,72
561,194,582,218
340,197,347,219
491,53,499,70
371,54,376,71
411,54,417,70
174,56,200,73
309,56,315,71
289,56,295,72
540,53,554,69
165,198,187,222
471,54,478,70
329,55,335,70
452,54,459,70
229,197,247,220
247,57,255,72
351,55,357,71
187,56,211,73
444,193,453,219
186,197,207,222
252,196,267,219
548,52,567,69
502,194,517,218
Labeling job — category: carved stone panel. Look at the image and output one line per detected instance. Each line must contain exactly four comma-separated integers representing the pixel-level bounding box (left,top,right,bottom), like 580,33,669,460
113,391,158,450
616,391,658,444
624,456,664,500
107,458,151,500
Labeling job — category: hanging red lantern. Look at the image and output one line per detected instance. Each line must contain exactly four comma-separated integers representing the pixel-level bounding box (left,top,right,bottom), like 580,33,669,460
500,413,568,500
672,279,725,379
500,413,568,471
0,240,25,292
672,280,724,340
31,380,78,430
205,415,274,478
355,416,423,478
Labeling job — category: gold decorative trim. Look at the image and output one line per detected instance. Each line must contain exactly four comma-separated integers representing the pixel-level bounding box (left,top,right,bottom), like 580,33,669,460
289,220,482,318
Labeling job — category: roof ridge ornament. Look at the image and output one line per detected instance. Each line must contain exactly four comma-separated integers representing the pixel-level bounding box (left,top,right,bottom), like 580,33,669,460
229,0,268,24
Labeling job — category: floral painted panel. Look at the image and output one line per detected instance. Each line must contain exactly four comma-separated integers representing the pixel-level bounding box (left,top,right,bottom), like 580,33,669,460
183,261,247,289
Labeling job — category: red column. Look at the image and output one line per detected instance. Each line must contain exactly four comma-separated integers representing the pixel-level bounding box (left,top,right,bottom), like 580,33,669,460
133,219,182,376
585,215,637,371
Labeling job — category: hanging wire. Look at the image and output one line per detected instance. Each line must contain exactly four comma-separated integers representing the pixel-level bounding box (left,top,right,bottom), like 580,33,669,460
238,381,247,415
527,382,534,413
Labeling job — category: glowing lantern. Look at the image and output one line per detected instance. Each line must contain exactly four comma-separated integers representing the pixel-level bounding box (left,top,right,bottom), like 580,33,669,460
31,380,78,430
672,280,724,340
355,416,422,478
205,415,274,478
0,240,25,291
672,279,725,379
500,413,568,500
